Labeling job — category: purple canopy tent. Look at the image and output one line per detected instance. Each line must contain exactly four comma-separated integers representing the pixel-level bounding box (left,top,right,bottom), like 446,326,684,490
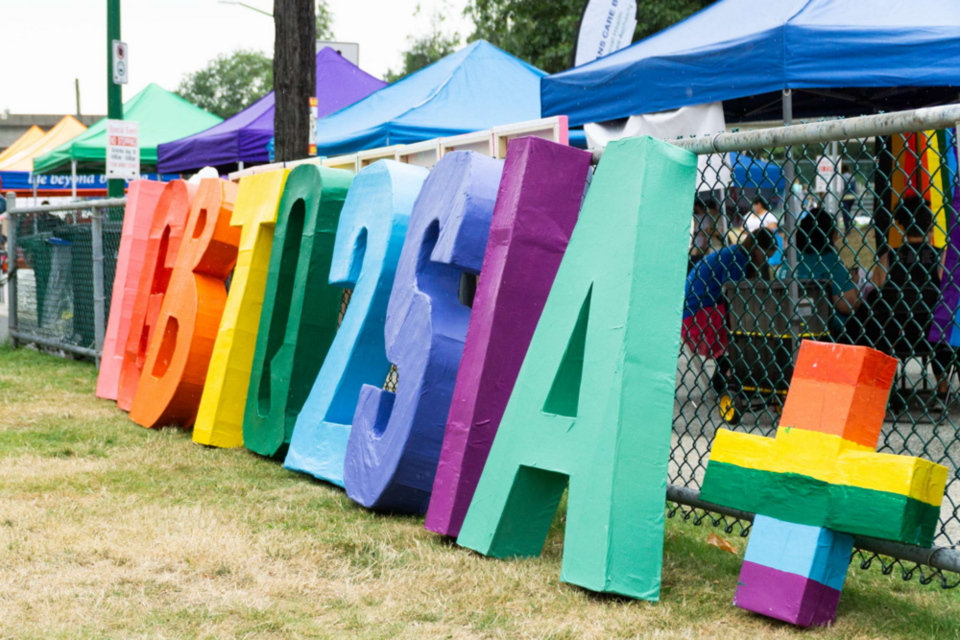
157,48,386,173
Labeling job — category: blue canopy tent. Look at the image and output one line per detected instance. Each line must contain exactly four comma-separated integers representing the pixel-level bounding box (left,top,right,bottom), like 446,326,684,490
542,0,960,125
314,40,547,157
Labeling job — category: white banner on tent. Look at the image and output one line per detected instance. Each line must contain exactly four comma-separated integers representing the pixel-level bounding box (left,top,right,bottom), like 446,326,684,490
584,102,731,190
574,0,638,67
106,119,140,181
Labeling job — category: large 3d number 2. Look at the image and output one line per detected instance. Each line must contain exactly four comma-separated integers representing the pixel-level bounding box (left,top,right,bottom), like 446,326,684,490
130,178,241,428
424,137,593,537
342,151,503,514
116,180,196,412
242,164,354,458
457,136,697,601
284,161,429,486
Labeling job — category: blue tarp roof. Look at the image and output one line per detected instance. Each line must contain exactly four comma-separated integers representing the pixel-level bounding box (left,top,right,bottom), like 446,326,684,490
542,0,960,126
314,40,546,157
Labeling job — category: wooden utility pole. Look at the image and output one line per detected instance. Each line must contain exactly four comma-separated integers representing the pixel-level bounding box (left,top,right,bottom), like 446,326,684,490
273,0,316,162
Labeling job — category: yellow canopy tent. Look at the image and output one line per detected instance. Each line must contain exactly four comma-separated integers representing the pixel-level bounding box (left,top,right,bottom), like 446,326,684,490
0,125,45,165
0,116,87,172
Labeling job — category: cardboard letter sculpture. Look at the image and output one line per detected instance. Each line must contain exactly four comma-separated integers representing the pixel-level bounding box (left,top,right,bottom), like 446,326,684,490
457,136,697,600
243,164,353,458
96,180,166,400
424,138,592,537
192,170,289,447
284,161,429,485
129,179,241,428
700,341,949,627
342,151,503,513
117,180,196,411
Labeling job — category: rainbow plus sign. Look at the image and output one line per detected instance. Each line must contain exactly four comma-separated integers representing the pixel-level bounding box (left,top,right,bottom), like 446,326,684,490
701,341,948,627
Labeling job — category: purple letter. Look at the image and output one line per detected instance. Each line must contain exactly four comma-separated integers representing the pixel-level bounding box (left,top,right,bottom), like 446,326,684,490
343,151,503,513
425,138,592,537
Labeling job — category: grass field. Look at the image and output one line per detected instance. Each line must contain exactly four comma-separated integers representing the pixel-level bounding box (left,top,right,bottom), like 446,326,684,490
0,346,958,639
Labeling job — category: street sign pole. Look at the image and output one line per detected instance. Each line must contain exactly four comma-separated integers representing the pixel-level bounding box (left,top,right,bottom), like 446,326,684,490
107,0,124,199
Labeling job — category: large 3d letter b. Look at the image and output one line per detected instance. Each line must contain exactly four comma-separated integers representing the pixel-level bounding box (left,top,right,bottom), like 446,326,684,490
343,151,503,513
457,136,697,600
130,179,241,428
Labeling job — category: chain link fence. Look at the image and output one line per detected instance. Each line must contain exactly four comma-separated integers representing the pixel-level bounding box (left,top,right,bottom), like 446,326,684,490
4,195,126,360
672,107,960,588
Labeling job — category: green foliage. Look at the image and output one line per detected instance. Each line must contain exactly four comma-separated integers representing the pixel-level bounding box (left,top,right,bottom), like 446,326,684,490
176,48,273,119
316,0,335,41
464,0,715,74
385,4,461,83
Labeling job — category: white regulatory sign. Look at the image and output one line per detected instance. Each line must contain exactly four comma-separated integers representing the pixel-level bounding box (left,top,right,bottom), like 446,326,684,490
106,119,139,181
112,40,128,84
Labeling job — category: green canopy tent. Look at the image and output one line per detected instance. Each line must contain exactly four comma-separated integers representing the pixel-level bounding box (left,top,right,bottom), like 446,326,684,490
33,83,222,175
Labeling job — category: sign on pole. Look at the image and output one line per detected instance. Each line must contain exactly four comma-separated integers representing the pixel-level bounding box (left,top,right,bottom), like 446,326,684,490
309,97,318,156
112,40,129,84
106,119,140,181
572,0,638,67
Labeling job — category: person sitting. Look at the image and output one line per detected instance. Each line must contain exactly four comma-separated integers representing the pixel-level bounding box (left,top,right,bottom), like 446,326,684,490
745,196,783,268
690,199,724,270
682,228,779,391
795,207,859,337
864,195,951,408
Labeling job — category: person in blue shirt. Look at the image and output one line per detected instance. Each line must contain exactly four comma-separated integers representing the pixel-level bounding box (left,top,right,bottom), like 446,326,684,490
795,207,859,336
683,228,778,390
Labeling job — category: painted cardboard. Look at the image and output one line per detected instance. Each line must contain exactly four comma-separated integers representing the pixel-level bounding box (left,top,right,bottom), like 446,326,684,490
735,516,853,627
192,170,289,448
129,178,241,428
456,136,697,600
116,180,196,411
424,137,592,537
242,164,353,458
701,342,948,547
284,160,429,485
700,341,949,626
342,151,503,513
96,180,167,400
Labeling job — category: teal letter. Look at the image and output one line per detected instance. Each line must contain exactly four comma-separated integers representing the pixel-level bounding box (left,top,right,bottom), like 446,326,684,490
457,136,697,600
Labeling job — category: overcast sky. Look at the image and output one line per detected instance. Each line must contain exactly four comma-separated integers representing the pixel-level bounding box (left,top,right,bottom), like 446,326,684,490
0,0,471,115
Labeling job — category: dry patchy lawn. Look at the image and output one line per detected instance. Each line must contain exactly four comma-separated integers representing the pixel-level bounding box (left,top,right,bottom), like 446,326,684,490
0,346,957,639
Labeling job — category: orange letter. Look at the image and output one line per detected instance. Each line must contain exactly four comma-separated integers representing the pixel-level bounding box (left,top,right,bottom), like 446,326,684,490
130,178,241,428
116,180,195,411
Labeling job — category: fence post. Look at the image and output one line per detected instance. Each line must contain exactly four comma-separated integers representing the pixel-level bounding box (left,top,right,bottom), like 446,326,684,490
91,205,106,367
781,89,801,334
5,192,17,349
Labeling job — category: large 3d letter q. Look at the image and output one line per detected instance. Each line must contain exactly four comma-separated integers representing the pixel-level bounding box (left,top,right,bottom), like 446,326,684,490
284,160,429,485
243,164,353,457
342,151,503,514
130,178,241,428
96,180,166,400
193,170,289,447
425,137,592,537
116,180,195,411
457,136,697,601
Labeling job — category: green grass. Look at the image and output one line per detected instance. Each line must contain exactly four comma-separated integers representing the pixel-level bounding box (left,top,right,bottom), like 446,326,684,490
0,345,957,638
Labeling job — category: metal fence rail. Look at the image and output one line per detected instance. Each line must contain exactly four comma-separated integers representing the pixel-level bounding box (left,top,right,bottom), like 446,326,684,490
4,195,126,362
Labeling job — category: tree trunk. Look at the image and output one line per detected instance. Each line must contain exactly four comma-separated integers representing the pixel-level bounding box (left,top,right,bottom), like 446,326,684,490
274,0,316,163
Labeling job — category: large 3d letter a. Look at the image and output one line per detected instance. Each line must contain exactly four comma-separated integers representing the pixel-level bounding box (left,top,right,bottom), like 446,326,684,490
457,136,697,600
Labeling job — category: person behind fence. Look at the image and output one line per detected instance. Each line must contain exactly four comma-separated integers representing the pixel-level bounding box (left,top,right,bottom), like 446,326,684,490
682,228,778,391
858,194,953,410
795,207,859,336
745,196,783,268
690,199,724,270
